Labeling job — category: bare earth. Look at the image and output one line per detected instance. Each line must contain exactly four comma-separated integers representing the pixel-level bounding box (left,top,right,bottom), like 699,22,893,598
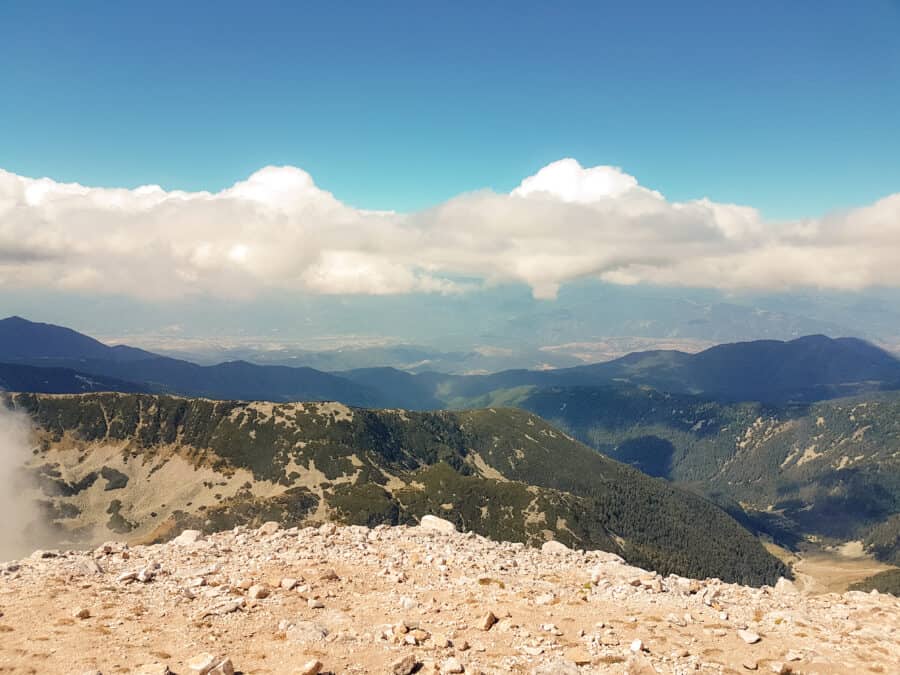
1,521,898,675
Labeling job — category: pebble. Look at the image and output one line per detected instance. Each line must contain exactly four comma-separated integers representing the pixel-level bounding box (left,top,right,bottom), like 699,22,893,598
478,611,498,631
297,659,323,675
391,654,419,675
738,629,761,644
247,584,270,599
440,656,464,673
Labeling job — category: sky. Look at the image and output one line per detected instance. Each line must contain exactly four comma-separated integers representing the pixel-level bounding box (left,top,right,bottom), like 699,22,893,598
2,1,899,217
1,1,900,347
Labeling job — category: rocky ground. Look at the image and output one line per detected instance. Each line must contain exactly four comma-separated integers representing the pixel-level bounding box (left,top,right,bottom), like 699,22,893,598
0,517,897,675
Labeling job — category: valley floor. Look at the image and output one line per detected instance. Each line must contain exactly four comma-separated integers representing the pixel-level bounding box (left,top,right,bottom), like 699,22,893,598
763,541,899,595
0,522,897,674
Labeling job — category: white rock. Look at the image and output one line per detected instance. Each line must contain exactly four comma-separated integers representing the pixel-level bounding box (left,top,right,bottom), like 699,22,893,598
137,567,156,583
208,659,234,675
738,629,761,644
420,515,457,534
188,653,218,674
248,584,270,599
440,656,465,673
630,638,644,652
297,660,323,675
173,530,204,546
541,540,571,555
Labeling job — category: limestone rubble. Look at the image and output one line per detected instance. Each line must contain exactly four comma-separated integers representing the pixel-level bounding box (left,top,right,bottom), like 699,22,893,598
0,517,897,673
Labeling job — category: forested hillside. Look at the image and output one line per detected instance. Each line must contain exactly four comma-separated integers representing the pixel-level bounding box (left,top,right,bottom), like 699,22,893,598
6,392,787,585
521,385,900,564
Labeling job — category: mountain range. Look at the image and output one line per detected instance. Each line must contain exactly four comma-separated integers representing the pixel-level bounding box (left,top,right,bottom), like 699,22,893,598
4,316,900,409
2,315,900,589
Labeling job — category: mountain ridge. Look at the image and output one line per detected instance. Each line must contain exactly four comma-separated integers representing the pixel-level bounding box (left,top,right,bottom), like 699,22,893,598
6,391,788,585
4,316,900,408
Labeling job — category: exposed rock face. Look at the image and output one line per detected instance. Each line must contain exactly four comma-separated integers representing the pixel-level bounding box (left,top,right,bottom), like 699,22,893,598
0,521,897,674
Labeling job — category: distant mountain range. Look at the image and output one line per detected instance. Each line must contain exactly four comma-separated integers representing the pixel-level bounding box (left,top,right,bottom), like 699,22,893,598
4,316,900,408
0,316,378,405
3,315,899,585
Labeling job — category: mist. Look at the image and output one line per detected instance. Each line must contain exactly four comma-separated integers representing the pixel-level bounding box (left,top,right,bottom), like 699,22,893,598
0,403,41,561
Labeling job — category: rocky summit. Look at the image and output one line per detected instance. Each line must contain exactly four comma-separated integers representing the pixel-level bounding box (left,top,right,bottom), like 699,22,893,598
1,518,897,674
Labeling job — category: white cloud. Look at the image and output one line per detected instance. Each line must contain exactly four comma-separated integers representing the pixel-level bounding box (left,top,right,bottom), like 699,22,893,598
1,159,899,300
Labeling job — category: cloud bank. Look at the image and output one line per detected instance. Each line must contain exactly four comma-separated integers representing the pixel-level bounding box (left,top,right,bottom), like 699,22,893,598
2,158,899,300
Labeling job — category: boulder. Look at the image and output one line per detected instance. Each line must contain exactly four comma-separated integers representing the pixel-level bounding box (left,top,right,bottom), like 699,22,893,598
420,515,457,534
173,530,204,546
541,540,570,555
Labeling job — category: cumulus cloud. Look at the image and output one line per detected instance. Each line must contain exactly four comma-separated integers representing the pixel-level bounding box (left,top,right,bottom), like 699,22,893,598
1,158,899,300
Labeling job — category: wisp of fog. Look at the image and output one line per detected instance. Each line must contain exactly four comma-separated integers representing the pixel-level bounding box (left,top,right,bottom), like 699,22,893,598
0,404,40,561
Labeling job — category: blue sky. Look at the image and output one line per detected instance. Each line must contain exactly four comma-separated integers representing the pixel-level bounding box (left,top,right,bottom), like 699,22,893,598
2,1,899,218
